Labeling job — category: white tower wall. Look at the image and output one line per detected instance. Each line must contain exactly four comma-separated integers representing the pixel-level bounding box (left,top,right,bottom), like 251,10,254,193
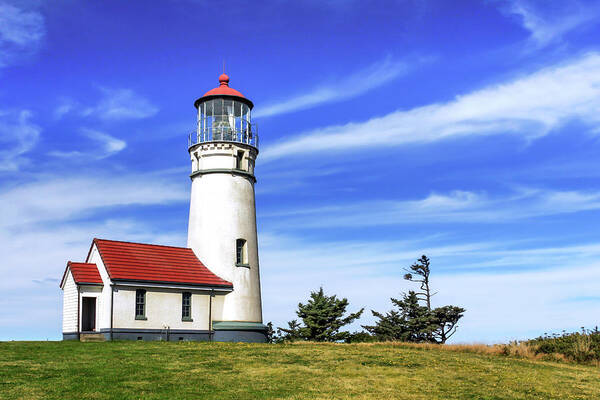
187,142,262,323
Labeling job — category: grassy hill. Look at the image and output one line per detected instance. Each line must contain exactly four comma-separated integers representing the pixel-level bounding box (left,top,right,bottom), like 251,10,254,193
1,341,599,399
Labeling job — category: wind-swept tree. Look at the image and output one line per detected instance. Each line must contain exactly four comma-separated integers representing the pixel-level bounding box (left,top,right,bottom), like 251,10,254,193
278,287,364,342
363,291,431,341
404,255,435,311
364,255,465,344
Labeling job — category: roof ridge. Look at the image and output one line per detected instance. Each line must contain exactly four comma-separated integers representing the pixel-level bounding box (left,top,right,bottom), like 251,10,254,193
94,238,192,251
91,238,232,287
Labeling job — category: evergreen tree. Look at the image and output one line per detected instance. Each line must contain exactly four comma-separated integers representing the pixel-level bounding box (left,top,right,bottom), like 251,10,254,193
265,322,276,343
276,320,303,342
429,305,465,344
278,287,364,342
364,255,465,343
363,291,433,342
404,255,435,310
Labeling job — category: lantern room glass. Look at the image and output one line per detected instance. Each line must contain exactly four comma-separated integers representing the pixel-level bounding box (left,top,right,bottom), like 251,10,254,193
196,98,253,144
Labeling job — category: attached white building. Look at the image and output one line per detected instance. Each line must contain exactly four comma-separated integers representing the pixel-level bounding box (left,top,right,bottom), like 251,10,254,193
60,74,267,342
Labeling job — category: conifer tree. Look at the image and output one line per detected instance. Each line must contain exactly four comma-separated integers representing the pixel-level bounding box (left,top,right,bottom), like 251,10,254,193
363,255,465,343
276,320,303,342
278,287,364,342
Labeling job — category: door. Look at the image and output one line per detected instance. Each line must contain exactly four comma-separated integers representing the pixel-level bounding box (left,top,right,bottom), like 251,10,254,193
82,297,96,331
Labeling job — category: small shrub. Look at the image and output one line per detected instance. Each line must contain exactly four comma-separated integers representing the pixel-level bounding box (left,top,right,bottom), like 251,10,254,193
526,327,600,364
345,331,377,343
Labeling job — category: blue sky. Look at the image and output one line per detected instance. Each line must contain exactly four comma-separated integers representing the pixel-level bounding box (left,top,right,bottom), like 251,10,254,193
1,0,600,342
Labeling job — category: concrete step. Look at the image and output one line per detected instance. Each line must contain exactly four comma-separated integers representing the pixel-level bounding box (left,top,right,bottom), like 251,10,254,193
80,333,106,342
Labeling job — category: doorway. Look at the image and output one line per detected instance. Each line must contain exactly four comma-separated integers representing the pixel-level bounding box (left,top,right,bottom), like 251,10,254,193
82,297,96,331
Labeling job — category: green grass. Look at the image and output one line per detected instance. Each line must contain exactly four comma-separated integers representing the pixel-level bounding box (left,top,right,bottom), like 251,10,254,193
1,341,599,399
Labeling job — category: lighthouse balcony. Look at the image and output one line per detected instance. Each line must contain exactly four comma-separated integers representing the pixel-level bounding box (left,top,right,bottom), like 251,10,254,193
188,122,258,149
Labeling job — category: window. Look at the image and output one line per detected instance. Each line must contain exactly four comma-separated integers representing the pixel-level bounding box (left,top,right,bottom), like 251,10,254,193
236,239,248,266
135,289,146,320
182,292,192,321
235,150,244,170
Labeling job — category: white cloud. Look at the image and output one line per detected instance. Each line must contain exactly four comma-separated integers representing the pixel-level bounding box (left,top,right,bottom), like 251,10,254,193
262,187,600,228
501,0,600,48
53,97,78,119
49,128,127,159
261,52,600,161
0,171,188,229
254,57,409,118
0,109,40,171
85,129,126,155
0,3,45,67
83,87,158,120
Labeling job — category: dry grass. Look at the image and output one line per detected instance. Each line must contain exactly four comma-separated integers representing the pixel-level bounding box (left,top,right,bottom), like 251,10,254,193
339,341,598,366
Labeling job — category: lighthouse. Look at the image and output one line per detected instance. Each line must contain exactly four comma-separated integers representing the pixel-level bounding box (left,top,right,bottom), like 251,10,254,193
186,73,266,341
59,73,267,343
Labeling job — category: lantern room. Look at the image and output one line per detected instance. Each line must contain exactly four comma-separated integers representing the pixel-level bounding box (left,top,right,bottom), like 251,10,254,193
190,73,258,148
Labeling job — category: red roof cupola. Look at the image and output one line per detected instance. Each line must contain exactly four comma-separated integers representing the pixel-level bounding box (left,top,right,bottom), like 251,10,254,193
218,73,229,85
195,73,253,109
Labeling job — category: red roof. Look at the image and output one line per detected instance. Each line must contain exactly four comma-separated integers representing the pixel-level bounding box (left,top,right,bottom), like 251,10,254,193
61,262,103,287
92,238,232,287
201,73,247,99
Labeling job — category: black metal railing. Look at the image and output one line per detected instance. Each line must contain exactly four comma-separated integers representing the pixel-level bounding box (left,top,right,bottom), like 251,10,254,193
188,118,258,148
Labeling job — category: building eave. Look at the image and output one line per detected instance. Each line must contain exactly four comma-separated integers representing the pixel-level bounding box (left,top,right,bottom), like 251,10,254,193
111,279,234,293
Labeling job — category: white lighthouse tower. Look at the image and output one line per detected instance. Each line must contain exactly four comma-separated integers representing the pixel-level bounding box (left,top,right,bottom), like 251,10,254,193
187,73,266,342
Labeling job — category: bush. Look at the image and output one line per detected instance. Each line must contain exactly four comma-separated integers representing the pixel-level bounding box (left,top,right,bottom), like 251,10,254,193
344,331,377,343
527,327,600,363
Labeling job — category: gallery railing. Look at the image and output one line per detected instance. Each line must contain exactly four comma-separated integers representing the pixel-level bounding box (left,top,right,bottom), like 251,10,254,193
188,117,258,148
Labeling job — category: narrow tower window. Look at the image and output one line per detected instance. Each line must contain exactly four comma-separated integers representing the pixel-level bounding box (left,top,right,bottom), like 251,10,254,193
236,239,248,266
135,289,146,320
182,292,192,321
235,150,245,170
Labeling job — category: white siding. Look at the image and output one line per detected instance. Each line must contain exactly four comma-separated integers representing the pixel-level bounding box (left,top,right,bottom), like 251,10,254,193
113,287,216,330
87,244,111,330
62,271,78,333
187,143,263,323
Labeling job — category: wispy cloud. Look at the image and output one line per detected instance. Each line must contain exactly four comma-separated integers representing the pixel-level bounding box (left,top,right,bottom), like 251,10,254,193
0,171,188,229
49,128,127,159
500,0,600,48
53,97,78,119
0,3,45,68
82,87,158,120
0,109,40,171
262,52,600,161
85,129,126,156
254,57,409,118
262,187,600,228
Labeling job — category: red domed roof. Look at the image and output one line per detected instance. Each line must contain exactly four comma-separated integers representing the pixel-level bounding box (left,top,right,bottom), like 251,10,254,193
202,73,247,99
195,73,253,109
